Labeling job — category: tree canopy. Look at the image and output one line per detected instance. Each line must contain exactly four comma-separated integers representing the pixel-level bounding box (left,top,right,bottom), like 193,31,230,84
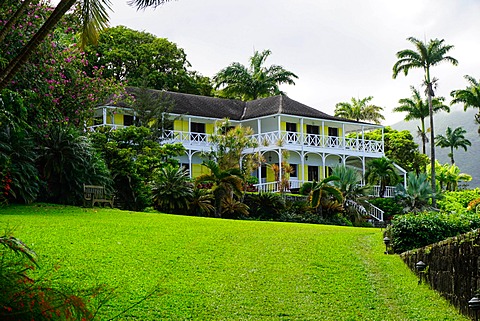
393,86,449,154
213,49,298,101
84,26,213,95
334,96,385,124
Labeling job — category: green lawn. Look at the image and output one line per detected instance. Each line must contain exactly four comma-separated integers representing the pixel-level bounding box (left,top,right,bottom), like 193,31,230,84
0,204,468,320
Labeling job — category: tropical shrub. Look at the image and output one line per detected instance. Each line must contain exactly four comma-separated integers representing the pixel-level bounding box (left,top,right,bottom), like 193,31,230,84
151,165,193,214
244,192,286,220
437,189,480,213
368,198,403,220
0,126,39,204
395,172,435,213
299,182,313,195
188,188,214,216
221,196,250,219
36,124,111,205
386,211,480,253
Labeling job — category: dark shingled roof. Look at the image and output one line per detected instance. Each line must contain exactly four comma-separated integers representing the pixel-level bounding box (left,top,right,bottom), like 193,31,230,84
118,87,370,124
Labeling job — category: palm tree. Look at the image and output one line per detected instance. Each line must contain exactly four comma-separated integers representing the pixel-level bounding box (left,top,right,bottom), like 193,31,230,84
0,0,171,90
151,165,194,214
393,86,450,154
334,96,385,124
213,49,298,101
428,161,471,191
310,176,343,217
196,160,244,217
435,126,471,165
188,188,215,216
331,165,369,206
450,75,480,111
365,157,399,198
450,75,480,132
395,172,434,213
392,37,458,206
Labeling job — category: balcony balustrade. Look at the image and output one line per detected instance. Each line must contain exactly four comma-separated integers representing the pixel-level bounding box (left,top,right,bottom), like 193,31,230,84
159,130,383,154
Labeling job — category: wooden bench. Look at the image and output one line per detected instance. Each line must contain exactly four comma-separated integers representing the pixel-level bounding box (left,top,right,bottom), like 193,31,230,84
83,184,115,208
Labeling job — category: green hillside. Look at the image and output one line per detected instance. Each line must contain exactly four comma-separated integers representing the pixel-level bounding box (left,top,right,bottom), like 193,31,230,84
392,106,479,187
0,204,468,320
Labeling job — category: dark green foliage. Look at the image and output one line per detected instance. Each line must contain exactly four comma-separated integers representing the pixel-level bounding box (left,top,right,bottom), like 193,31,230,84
368,198,403,220
151,165,193,214
387,211,480,253
89,126,184,211
244,192,286,220
36,124,111,205
0,126,39,204
221,196,250,219
188,188,214,216
299,182,313,195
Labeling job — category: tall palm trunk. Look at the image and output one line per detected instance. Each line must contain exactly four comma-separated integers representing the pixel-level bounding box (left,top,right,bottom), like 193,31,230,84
0,0,76,90
0,0,33,45
427,82,437,207
420,119,427,154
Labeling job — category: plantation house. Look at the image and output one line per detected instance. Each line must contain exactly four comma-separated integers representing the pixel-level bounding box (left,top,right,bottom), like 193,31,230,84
90,89,405,196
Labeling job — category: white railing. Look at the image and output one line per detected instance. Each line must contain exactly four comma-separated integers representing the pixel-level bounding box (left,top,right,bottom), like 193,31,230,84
252,131,383,153
370,186,396,198
89,127,383,154
254,181,279,193
161,130,210,145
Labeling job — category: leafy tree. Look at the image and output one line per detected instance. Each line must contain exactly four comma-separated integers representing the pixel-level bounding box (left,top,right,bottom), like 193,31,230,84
213,49,298,101
128,86,175,140
361,127,429,174
334,96,385,124
310,176,343,217
395,172,434,213
1,2,127,128
84,26,211,94
450,75,480,133
151,164,193,214
206,119,260,194
393,86,450,154
89,126,185,210
196,160,244,217
365,157,399,198
0,0,172,90
435,126,471,164
393,37,458,206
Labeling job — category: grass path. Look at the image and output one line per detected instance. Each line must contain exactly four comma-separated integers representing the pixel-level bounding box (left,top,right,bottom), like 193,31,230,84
0,204,469,320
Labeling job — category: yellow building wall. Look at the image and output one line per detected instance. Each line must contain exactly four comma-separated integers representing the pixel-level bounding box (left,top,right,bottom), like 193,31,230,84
114,114,123,126
174,119,188,132
266,166,275,182
191,164,209,178
280,122,286,131
206,123,214,134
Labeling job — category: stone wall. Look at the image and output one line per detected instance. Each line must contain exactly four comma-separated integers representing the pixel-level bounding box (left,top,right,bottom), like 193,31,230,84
401,229,480,319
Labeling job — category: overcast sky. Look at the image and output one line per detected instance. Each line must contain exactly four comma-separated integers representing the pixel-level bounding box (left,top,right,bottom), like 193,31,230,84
108,0,480,125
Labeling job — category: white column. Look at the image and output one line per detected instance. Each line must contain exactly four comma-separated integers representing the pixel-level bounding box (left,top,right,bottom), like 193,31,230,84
102,107,107,125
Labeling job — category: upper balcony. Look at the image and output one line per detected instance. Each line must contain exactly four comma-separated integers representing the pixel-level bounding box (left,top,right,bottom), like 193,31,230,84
161,130,383,155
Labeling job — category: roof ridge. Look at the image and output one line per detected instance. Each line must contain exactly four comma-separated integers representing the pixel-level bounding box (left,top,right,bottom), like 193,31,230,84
278,95,284,114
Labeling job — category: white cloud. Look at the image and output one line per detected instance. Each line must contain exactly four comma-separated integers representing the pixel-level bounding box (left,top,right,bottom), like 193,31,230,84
109,0,480,125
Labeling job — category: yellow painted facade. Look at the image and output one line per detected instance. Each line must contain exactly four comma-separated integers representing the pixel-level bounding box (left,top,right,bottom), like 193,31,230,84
114,114,123,126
